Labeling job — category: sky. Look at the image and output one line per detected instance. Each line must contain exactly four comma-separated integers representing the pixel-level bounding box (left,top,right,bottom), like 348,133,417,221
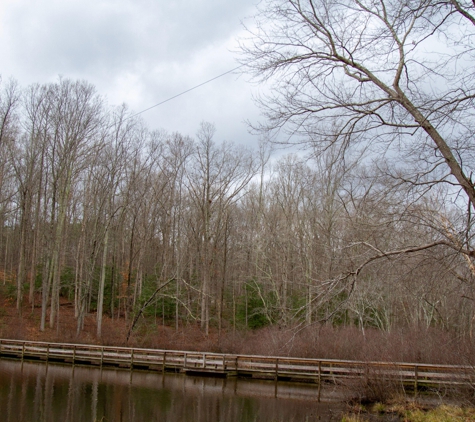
0,0,263,147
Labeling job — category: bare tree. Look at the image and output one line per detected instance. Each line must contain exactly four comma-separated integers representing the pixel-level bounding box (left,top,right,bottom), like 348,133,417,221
240,0,475,226
0,79,21,308
92,105,139,337
37,78,104,331
185,122,257,335
0,78,19,148
19,84,51,309
152,132,194,330
238,1,475,327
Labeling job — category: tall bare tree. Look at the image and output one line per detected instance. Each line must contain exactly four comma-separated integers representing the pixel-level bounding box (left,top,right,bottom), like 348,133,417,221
36,78,104,331
185,122,257,335
0,79,21,308
240,0,475,224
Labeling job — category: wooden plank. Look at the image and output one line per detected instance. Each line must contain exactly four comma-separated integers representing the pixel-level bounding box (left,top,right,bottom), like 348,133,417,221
0,338,473,387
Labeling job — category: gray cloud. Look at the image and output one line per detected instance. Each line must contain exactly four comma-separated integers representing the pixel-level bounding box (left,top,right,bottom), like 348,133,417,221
0,0,261,145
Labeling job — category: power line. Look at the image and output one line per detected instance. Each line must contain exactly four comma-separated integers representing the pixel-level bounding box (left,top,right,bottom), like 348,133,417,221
127,64,245,121
124,45,288,123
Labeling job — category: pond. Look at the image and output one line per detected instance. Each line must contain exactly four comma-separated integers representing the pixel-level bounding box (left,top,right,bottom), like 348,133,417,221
0,359,349,421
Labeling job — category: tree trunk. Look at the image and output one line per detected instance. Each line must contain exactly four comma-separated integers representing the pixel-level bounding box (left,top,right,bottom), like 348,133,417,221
97,227,109,337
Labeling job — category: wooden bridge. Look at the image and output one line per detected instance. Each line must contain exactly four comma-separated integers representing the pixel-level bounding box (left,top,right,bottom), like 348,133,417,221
0,339,473,393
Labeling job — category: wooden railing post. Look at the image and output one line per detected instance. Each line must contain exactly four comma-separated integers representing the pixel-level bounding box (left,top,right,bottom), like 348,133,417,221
317,361,322,403
162,352,166,373
414,365,418,394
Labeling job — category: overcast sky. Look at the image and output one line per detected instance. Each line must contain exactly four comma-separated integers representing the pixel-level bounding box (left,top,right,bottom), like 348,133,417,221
0,0,263,146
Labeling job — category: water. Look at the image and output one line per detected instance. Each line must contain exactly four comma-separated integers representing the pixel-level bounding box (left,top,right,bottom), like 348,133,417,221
0,359,347,421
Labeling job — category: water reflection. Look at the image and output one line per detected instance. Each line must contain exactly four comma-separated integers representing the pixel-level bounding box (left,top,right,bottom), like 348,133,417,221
0,359,345,421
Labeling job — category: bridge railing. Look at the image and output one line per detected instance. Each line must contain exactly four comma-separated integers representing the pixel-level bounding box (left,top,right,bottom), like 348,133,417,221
0,338,473,388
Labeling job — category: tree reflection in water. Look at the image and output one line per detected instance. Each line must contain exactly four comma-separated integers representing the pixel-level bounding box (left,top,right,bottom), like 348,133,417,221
0,360,345,421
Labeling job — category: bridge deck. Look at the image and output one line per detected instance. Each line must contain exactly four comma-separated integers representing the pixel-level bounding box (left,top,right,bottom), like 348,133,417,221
0,338,472,390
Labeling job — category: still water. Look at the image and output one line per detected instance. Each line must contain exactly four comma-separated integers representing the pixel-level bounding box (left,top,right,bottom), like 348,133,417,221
0,359,347,421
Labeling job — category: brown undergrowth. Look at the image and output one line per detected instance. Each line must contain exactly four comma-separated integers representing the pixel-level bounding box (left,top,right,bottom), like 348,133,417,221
1,291,475,369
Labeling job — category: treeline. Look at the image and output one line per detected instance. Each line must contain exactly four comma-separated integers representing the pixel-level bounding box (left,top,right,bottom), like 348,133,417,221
0,77,473,339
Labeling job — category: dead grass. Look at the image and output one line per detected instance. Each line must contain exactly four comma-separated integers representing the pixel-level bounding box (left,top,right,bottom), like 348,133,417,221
343,403,475,422
342,393,475,422
403,404,475,421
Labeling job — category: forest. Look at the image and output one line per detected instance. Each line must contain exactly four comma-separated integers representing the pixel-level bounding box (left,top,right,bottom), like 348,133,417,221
0,76,472,357
0,0,475,364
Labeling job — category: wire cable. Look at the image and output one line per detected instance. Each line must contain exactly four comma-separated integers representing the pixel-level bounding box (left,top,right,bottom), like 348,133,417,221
127,64,245,121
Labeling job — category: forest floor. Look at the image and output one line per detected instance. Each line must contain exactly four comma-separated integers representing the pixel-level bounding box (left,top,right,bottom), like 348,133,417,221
1,289,475,365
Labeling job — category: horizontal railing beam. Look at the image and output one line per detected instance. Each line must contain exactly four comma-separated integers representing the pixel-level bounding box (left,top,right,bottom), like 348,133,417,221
0,339,473,387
